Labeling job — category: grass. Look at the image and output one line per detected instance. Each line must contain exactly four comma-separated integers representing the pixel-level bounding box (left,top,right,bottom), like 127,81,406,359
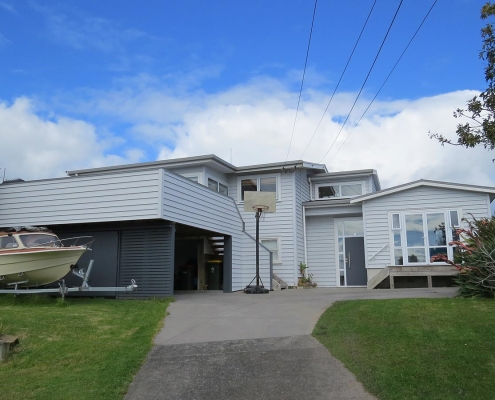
0,295,172,400
313,298,495,400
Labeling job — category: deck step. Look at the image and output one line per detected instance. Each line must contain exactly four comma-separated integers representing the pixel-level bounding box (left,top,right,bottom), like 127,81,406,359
273,273,288,290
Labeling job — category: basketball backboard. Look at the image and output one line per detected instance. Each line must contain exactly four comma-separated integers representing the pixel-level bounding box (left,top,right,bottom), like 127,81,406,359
243,191,276,213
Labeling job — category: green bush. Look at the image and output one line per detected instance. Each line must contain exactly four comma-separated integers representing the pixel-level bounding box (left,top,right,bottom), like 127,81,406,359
434,216,495,298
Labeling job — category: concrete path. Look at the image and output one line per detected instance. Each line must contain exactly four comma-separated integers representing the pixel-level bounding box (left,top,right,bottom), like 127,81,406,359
125,287,457,399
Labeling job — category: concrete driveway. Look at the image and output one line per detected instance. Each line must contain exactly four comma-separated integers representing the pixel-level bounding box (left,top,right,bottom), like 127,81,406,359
125,287,456,399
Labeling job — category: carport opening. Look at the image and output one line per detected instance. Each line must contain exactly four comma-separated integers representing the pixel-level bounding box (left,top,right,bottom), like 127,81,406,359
174,224,227,292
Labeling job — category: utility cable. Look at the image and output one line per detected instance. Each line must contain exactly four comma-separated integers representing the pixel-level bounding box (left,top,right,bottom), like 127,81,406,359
327,0,438,163
284,0,318,165
299,0,377,160
318,0,404,164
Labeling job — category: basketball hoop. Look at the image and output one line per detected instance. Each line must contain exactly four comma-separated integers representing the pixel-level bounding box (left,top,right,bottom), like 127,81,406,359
252,205,269,222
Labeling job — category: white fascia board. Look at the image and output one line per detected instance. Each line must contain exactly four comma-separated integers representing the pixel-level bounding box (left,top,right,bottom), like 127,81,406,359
350,179,495,204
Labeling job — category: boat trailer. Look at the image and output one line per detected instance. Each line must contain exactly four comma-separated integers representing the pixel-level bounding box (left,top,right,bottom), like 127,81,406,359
0,260,137,299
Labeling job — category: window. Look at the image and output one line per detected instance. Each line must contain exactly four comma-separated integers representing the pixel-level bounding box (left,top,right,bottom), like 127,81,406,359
390,210,460,265
260,238,280,263
0,235,18,249
240,176,278,200
316,183,363,199
179,173,200,183
207,177,229,196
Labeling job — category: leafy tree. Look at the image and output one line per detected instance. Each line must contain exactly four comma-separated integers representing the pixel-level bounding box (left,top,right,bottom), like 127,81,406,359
432,216,495,298
430,2,495,150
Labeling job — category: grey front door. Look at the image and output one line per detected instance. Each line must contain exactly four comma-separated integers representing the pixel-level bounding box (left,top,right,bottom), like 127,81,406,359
345,237,367,286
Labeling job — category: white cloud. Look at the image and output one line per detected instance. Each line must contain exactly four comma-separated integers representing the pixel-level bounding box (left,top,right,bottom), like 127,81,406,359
0,97,143,181
5,76,494,190
153,85,495,188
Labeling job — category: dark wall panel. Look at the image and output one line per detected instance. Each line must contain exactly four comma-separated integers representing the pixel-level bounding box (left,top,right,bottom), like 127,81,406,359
118,226,174,299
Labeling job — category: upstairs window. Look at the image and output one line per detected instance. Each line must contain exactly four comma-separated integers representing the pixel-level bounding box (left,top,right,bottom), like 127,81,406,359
316,183,363,199
240,176,278,201
207,178,229,196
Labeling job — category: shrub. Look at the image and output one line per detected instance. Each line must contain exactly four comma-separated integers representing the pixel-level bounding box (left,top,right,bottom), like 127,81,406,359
432,216,495,298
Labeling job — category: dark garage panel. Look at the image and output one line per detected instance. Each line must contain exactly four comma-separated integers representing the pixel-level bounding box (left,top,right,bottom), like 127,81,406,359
55,230,119,297
118,226,175,299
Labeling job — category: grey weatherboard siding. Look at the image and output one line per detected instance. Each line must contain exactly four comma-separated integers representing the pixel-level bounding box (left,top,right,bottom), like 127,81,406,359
0,170,161,226
232,172,299,286
305,216,337,287
363,186,492,269
161,169,271,291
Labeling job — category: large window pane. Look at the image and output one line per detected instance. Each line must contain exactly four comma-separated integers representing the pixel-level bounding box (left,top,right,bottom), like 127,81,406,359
450,210,460,227
392,213,401,230
261,239,279,262
407,248,426,263
241,179,257,200
393,231,401,247
344,220,363,236
341,184,362,197
405,214,425,247
427,213,446,246
218,183,228,196
208,178,218,191
260,177,276,193
318,185,338,198
429,247,448,261
394,249,403,265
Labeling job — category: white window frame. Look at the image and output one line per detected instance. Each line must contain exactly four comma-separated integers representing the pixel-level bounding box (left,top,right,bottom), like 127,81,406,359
315,181,365,200
388,209,462,266
238,174,280,202
260,237,281,264
206,176,229,196
334,217,365,287
180,173,201,184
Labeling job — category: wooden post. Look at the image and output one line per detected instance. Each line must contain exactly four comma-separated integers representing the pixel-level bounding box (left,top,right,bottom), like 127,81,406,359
390,275,395,289
427,275,433,288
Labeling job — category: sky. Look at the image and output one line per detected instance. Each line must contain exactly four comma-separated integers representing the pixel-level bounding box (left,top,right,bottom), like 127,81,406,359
0,0,494,189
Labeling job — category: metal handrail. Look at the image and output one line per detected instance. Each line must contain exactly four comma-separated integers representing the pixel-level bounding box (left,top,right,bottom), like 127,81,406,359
368,243,389,261
27,236,95,249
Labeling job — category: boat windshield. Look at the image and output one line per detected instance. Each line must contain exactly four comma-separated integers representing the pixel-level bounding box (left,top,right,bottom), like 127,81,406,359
19,234,61,248
0,235,19,249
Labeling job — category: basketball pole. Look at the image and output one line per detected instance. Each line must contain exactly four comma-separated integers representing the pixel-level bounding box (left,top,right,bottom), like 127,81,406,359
256,206,260,290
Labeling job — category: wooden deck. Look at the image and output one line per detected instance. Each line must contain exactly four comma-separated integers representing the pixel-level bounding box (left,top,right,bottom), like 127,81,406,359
367,265,458,289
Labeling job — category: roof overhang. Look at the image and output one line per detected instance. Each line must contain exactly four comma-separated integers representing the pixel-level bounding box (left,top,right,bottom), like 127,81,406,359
235,160,327,175
311,169,380,190
350,179,495,203
67,154,237,176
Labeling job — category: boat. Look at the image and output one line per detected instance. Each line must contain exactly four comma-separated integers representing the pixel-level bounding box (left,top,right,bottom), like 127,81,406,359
0,227,93,288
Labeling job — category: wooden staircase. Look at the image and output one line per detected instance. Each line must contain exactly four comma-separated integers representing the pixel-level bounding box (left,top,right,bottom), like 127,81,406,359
367,265,458,289
272,273,288,290
207,236,224,256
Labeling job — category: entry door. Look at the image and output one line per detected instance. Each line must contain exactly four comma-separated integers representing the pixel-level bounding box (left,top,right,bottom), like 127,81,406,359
345,237,367,286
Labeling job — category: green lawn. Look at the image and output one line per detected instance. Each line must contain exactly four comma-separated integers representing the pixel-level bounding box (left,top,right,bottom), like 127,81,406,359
0,295,172,400
313,298,495,400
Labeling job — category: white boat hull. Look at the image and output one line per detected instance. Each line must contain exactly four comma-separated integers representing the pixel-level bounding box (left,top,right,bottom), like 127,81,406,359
0,248,88,287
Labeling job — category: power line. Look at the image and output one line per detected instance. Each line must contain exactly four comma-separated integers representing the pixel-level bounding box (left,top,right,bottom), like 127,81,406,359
299,0,377,160
284,0,318,165
327,0,439,163
318,0,404,164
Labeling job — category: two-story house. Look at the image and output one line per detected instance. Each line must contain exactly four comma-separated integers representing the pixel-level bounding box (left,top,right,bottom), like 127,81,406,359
0,154,494,297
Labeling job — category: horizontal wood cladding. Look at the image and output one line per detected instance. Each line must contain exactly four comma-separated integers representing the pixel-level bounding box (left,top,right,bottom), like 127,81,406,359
306,216,337,287
242,232,271,288
118,226,174,299
364,186,491,269
239,173,297,285
0,170,160,226
161,170,245,291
